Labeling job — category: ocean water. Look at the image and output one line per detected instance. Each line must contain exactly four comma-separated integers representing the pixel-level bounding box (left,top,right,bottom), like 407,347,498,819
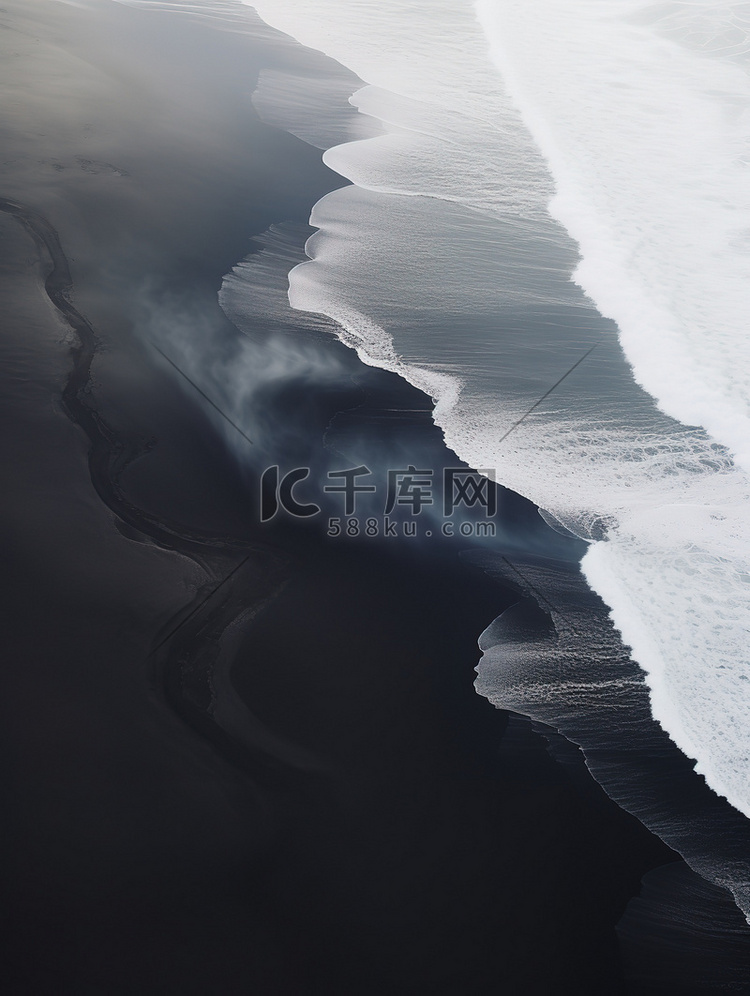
241,0,750,922
110,0,750,926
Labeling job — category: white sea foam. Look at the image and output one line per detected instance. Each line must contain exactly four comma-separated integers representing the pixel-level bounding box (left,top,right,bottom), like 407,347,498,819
243,0,750,914
469,0,750,821
475,0,750,473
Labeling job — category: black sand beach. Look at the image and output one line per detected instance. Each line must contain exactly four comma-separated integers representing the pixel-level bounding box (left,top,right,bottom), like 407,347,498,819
0,1,737,993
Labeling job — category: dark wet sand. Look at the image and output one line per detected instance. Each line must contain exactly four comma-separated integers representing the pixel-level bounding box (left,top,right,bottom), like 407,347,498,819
0,2,695,993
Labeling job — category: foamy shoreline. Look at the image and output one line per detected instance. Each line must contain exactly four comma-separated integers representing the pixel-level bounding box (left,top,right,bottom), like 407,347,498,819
246,0,750,933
